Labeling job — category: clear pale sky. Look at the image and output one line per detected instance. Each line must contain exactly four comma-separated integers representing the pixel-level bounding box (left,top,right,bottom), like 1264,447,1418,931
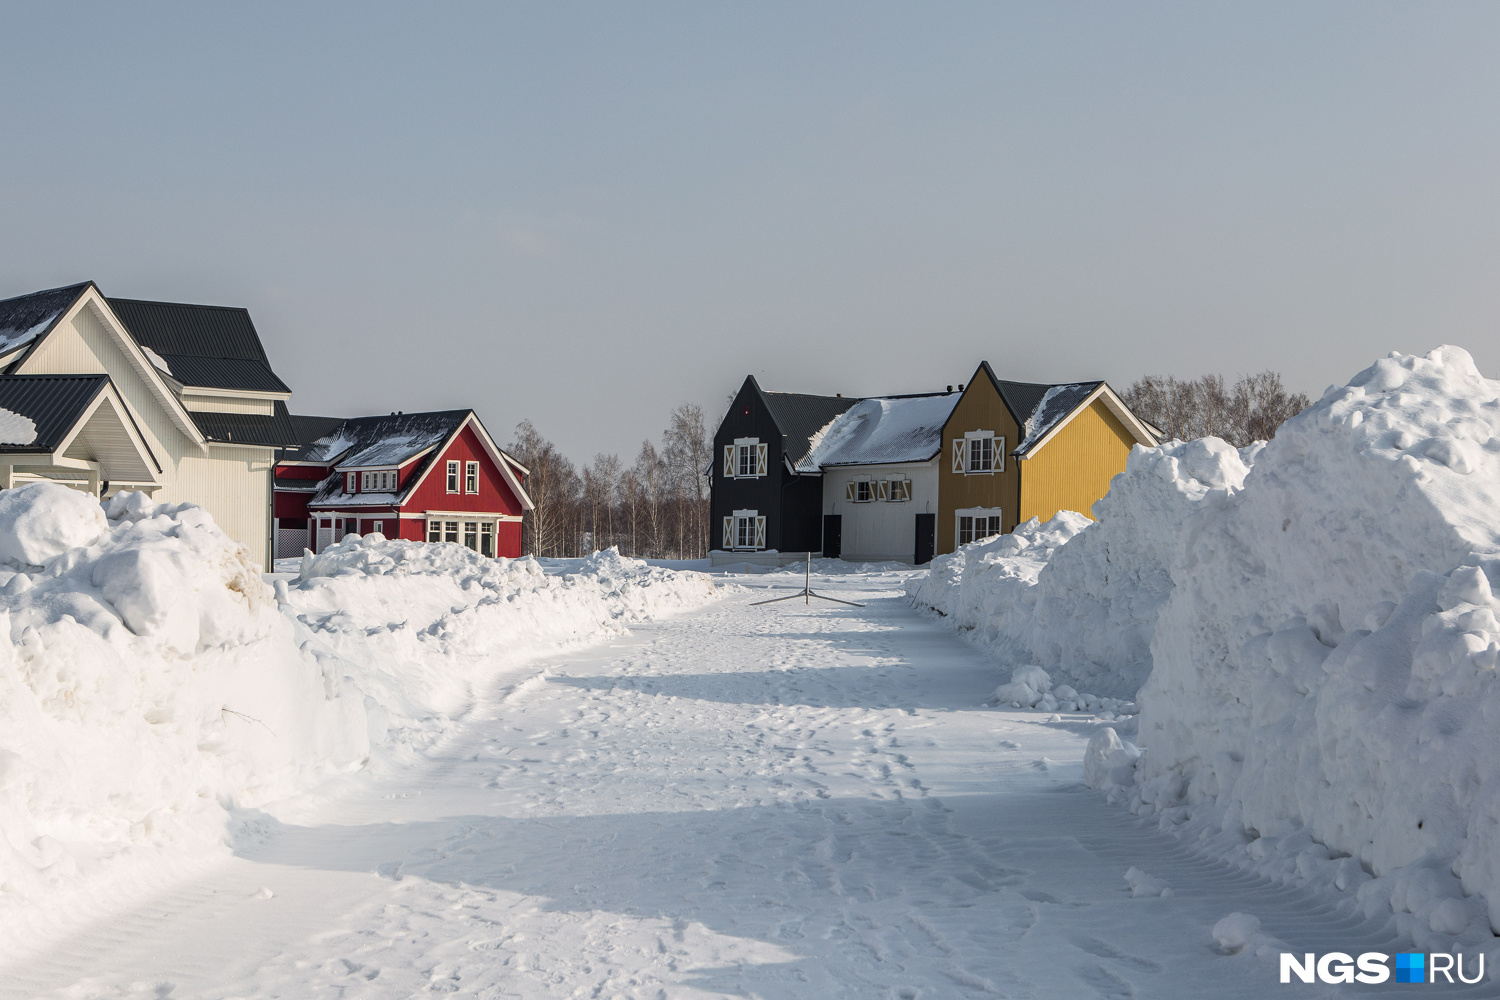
2,3,1497,462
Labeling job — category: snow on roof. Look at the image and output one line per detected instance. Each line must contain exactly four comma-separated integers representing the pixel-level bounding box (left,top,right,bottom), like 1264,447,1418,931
1015,382,1100,455
0,406,37,446
800,394,960,470
340,430,449,469
0,283,89,356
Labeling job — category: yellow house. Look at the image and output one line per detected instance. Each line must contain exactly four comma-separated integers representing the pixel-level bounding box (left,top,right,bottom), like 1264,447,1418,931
935,361,1158,555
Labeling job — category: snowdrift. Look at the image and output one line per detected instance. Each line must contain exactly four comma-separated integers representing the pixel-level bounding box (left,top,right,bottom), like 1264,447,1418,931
911,346,1500,941
0,490,714,911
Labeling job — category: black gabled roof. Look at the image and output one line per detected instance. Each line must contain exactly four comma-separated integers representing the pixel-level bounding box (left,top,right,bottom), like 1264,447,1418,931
107,297,292,394
189,400,301,448
0,374,109,452
752,379,863,470
0,282,92,356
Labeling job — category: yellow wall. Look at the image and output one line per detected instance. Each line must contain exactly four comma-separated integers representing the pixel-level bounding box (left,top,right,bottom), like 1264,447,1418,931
1018,398,1136,525
936,374,1021,555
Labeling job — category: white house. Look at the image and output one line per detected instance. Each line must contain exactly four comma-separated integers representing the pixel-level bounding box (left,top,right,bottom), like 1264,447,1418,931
804,392,961,564
0,282,298,566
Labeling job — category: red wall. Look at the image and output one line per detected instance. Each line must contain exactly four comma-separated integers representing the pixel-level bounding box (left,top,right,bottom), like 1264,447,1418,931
404,425,524,516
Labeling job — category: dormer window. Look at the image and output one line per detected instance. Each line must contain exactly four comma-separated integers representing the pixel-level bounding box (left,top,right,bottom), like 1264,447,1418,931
346,472,356,493
360,470,396,491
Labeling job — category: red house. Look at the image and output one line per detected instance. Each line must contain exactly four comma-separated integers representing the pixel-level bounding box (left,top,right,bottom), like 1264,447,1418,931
273,409,533,558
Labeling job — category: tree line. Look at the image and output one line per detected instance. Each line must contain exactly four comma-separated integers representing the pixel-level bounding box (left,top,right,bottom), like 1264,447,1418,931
508,404,712,559
1120,370,1311,448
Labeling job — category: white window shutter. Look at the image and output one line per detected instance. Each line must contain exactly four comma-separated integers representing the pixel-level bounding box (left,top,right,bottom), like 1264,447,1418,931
997,437,1005,471
845,481,855,501
952,439,965,473
755,443,768,476
722,516,733,546
754,516,766,548
723,445,734,477
877,480,889,501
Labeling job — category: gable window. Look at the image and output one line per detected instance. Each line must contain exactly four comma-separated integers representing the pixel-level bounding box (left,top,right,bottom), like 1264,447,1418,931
952,431,1003,474
721,509,767,550
465,461,479,494
722,438,768,479
956,508,1003,546
446,460,460,493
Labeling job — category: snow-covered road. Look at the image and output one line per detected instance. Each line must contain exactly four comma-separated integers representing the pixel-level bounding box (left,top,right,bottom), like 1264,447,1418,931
3,569,1492,998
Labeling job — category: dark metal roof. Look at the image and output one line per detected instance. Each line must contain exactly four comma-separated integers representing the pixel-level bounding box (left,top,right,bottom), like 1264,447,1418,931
305,409,473,506
107,297,292,394
280,414,347,461
0,282,91,356
758,387,862,469
0,374,108,452
189,400,301,447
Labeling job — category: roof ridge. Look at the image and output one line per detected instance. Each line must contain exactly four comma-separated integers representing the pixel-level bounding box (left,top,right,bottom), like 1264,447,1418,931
107,296,250,313
0,280,93,307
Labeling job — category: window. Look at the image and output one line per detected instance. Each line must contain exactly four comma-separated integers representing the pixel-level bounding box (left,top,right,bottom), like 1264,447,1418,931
956,508,1004,546
427,520,441,543
887,478,910,502
856,480,873,503
465,461,479,494
446,461,460,493
372,520,383,535
346,472,356,493
463,521,478,550
444,520,459,543
951,432,1003,474
721,509,767,550
480,522,494,557
722,438,768,479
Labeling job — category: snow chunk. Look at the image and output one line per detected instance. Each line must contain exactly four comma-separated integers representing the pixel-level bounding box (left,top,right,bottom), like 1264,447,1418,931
0,406,36,446
1212,913,1260,952
0,482,107,565
1124,866,1172,898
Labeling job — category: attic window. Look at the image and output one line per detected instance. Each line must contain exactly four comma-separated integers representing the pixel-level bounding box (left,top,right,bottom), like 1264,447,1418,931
446,460,460,493
465,461,479,494
952,431,1002,475
723,438,767,479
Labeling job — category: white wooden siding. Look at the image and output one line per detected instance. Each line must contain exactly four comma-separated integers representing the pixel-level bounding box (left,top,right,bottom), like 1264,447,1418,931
181,394,275,415
825,459,940,564
23,301,275,564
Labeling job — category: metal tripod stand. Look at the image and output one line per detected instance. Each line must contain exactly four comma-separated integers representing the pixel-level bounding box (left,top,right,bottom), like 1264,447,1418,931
749,552,864,607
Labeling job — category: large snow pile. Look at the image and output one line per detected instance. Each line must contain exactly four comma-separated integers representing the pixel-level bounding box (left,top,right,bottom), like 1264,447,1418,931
287,537,715,751
0,492,714,913
1134,346,1500,940
911,345,1500,941
908,437,1252,699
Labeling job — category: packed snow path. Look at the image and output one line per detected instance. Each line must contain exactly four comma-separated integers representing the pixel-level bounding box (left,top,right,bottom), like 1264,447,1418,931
3,569,1493,998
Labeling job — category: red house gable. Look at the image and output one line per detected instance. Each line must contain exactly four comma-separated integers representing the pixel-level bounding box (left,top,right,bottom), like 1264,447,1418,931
273,410,531,559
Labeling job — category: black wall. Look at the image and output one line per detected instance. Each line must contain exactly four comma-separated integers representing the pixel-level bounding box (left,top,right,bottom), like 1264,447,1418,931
711,379,784,550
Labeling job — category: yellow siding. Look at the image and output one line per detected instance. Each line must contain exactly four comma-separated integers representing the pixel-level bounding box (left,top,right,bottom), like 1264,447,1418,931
936,375,1020,555
1018,398,1135,525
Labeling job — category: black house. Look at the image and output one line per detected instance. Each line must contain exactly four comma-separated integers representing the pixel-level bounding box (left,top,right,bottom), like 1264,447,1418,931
711,375,859,562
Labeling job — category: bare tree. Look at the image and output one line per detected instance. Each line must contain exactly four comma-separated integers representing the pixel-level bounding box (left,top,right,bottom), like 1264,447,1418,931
1122,370,1311,448
634,441,666,559
662,403,711,558
583,453,621,552
510,420,581,556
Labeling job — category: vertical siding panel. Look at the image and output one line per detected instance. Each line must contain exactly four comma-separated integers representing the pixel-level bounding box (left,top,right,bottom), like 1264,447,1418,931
1017,400,1134,524
936,378,1021,555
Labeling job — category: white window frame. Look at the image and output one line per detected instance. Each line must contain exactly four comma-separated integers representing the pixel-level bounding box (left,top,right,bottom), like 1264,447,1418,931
465,461,479,494
372,520,384,535
955,507,1004,547
446,460,460,493
887,478,911,502
952,431,1003,475
723,508,766,551
346,471,356,493
724,438,768,480
426,519,441,542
